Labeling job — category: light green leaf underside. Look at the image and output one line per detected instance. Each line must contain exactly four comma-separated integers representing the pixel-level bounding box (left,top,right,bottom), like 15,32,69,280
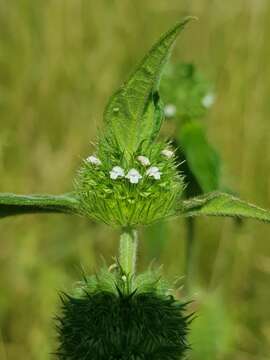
180,192,270,222
104,17,195,154
0,193,79,219
179,121,221,193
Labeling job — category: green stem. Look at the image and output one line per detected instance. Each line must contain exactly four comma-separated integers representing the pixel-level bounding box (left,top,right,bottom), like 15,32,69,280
185,217,195,293
119,228,138,276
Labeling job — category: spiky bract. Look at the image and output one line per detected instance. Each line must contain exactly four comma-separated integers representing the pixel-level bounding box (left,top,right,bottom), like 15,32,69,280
56,268,190,360
74,140,184,227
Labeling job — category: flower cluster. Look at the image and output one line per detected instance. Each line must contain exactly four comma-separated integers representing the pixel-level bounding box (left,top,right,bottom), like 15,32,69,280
75,142,184,227
86,151,175,185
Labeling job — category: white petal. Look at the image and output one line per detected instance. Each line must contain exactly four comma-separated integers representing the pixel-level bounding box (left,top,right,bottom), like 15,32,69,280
86,155,101,165
110,172,117,180
126,169,141,177
110,166,125,180
113,166,125,175
129,176,139,184
146,166,162,180
137,155,150,166
153,173,161,180
126,169,142,184
161,149,174,158
147,166,159,175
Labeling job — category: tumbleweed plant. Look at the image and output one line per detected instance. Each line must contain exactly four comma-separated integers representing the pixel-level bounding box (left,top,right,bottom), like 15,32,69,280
1,18,270,359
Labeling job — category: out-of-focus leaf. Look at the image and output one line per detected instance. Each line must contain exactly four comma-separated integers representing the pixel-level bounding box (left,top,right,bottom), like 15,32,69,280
179,121,221,193
190,292,234,359
0,193,79,219
161,62,213,120
104,18,195,154
179,192,270,222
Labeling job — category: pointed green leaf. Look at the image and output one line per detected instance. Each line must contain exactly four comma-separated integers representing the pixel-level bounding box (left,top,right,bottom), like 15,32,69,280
104,17,195,154
0,193,79,219
179,192,270,222
179,121,221,193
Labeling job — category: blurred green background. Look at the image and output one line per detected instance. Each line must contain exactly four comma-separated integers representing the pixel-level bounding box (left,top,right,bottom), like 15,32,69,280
0,1,270,359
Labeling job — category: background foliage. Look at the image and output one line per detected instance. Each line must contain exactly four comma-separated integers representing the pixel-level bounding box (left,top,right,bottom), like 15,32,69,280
0,1,270,359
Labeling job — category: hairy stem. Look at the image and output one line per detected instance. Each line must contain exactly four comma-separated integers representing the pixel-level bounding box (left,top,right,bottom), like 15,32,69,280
119,228,138,276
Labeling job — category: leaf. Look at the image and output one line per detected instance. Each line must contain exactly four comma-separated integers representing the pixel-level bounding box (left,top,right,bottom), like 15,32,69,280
0,192,80,219
104,17,195,154
179,192,270,222
140,91,164,146
161,62,212,120
179,121,221,193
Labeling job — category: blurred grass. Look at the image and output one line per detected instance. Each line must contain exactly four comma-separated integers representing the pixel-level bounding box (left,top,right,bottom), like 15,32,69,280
0,1,270,359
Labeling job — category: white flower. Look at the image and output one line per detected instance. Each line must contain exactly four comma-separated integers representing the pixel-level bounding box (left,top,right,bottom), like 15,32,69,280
137,155,150,166
125,169,142,184
110,166,125,180
202,92,215,108
161,149,174,159
164,104,176,118
146,166,162,180
86,155,101,166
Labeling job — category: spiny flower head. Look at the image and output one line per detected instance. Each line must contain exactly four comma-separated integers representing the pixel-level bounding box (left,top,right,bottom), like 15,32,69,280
56,266,191,360
75,140,184,226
